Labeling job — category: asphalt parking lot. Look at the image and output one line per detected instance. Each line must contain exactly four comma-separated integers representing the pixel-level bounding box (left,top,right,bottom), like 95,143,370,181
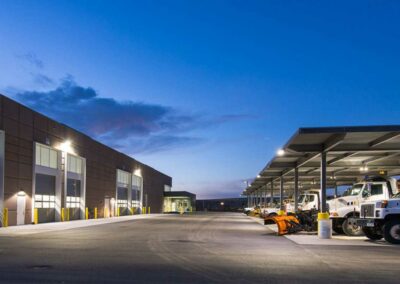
0,212,399,283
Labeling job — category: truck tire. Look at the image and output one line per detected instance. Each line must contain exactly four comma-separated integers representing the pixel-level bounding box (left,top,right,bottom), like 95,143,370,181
333,226,344,234
362,227,382,240
342,218,364,236
383,219,400,244
332,219,344,234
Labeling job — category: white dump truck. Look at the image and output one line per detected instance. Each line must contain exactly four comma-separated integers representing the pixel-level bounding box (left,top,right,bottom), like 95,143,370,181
328,176,399,236
349,192,400,244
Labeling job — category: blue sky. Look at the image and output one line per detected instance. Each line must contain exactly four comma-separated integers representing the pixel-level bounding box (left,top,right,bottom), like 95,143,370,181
1,0,400,198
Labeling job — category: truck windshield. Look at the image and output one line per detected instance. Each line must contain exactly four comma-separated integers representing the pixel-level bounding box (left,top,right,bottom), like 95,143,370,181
347,184,364,196
298,194,314,203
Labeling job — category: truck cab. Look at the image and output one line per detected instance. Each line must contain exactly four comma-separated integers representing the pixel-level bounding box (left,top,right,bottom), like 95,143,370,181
328,176,398,236
349,192,400,244
277,191,320,213
297,190,320,212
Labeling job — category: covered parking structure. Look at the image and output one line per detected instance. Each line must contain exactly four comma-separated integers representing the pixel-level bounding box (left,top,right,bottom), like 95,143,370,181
244,125,400,224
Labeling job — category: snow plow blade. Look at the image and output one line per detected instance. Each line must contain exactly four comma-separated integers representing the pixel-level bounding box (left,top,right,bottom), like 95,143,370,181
264,215,303,235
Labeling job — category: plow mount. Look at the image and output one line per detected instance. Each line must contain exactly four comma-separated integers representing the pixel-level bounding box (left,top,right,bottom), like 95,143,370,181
264,210,318,236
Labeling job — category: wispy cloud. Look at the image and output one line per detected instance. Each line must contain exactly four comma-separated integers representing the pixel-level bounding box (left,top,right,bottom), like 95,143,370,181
14,77,254,154
16,52,44,69
30,72,54,87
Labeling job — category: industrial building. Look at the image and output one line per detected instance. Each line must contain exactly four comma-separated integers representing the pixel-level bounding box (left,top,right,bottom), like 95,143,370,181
196,197,247,212
163,191,196,213
0,94,172,226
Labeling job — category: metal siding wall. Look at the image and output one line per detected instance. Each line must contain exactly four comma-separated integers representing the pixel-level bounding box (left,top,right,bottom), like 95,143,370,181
0,94,172,224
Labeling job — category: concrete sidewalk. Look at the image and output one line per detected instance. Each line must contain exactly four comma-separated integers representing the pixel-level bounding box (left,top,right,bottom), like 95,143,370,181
0,214,164,236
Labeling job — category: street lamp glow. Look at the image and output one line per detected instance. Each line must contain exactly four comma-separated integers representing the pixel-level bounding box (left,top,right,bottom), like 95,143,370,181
277,149,285,156
257,174,261,178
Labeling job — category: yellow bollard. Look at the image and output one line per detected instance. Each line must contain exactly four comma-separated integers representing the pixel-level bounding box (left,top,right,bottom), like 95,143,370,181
33,208,38,224
85,207,89,220
2,208,8,227
104,207,108,218
117,207,120,217
131,207,135,215
67,208,70,221
148,207,151,214
94,207,97,219
61,208,65,222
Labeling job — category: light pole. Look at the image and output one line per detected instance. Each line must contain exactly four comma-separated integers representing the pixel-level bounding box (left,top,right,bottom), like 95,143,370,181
243,180,250,207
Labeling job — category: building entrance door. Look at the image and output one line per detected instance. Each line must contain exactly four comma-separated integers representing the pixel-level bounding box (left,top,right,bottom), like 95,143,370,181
104,197,110,218
17,192,26,225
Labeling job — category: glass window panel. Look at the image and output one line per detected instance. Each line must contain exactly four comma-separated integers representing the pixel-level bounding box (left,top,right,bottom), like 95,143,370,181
43,202,50,208
50,195,55,201
49,149,57,169
35,144,41,165
77,158,82,174
35,195,42,201
42,147,50,167
67,156,71,172
42,195,49,201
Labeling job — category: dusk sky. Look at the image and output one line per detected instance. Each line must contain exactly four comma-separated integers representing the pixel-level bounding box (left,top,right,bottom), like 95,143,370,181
1,0,399,198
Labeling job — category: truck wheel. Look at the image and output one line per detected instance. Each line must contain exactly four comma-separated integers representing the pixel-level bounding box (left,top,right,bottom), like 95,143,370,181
383,219,400,244
362,227,382,240
333,227,344,234
332,219,344,234
342,218,364,236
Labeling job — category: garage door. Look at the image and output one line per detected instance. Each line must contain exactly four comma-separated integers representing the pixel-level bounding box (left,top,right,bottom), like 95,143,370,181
34,173,56,223
117,187,128,216
67,178,81,220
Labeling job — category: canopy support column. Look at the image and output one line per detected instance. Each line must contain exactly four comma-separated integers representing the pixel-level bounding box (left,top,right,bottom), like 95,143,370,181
294,167,299,213
321,152,327,213
280,177,284,211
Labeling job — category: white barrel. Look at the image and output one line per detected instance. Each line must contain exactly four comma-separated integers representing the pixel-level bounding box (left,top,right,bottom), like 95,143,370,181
318,219,332,239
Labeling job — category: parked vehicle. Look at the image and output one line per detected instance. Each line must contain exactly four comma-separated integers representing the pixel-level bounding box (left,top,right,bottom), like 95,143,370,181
264,189,322,234
349,192,400,244
328,176,399,236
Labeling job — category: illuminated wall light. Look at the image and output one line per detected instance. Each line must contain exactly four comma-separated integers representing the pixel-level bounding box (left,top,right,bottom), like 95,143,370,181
277,149,285,156
257,175,261,178
58,140,75,154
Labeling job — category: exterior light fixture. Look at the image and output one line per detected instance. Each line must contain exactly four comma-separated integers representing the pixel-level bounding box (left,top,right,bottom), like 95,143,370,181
59,140,74,154
277,149,285,156
359,164,369,172
220,202,224,206
257,175,261,178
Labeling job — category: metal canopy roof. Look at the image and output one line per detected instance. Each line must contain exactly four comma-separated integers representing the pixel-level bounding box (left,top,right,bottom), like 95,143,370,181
245,125,400,195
